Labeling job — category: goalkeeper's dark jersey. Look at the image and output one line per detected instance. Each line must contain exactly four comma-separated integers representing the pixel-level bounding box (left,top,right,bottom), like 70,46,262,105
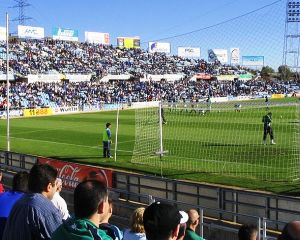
262,114,272,127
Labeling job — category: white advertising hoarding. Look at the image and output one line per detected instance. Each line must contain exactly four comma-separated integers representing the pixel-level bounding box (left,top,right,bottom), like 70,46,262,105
208,49,228,63
148,42,171,53
0,27,6,41
242,56,264,66
18,25,44,39
178,47,200,58
230,48,240,64
85,32,110,44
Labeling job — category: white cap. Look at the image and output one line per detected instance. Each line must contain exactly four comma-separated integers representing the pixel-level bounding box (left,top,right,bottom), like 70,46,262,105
179,211,189,224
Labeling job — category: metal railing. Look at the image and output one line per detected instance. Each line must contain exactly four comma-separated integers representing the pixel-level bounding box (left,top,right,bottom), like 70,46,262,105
1,150,298,239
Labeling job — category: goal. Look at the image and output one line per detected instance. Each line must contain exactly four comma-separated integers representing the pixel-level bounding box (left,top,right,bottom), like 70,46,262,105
131,99,300,181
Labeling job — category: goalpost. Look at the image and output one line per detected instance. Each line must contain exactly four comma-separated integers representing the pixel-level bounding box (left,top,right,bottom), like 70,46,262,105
131,99,300,181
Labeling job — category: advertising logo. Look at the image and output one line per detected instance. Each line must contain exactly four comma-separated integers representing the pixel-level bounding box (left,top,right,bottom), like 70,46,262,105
18,25,44,39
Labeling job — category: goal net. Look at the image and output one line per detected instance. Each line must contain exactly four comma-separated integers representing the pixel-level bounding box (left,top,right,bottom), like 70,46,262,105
131,99,300,181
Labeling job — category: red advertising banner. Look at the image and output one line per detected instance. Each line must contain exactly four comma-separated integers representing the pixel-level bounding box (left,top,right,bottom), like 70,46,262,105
38,157,113,189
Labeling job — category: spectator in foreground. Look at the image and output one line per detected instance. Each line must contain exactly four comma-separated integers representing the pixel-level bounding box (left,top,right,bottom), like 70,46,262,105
177,212,188,240
143,202,188,240
51,178,70,220
123,207,147,240
0,171,29,239
238,224,258,240
99,198,123,240
184,209,204,240
0,171,4,193
2,164,63,240
52,180,112,240
278,221,300,240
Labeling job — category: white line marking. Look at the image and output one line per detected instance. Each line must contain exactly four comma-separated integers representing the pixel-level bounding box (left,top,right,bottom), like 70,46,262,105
0,136,133,153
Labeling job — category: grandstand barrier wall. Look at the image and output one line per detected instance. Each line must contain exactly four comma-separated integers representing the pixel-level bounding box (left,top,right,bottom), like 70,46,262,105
140,73,185,82
100,74,131,82
27,74,61,83
0,150,299,238
0,96,276,119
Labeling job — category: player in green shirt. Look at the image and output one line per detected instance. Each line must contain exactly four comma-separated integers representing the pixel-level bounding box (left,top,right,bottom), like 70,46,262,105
103,123,112,158
262,112,275,145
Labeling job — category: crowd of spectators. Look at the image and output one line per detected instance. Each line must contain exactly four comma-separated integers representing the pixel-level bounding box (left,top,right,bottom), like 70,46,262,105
0,39,298,110
0,78,298,109
0,39,225,77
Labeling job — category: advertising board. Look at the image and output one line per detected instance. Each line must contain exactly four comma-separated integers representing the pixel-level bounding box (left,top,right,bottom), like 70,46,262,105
194,73,212,80
271,94,285,99
208,49,228,63
230,48,240,64
53,27,79,41
53,106,79,115
18,25,44,39
178,47,200,58
0,110,23,118
148,42,171,53
83,104,103,112
23,108,53,117
117,37,140,49
242,56,264,66
85,32,110,44
239,74,253,81
38,157,113,189
0,27,6,41
216,75,237,81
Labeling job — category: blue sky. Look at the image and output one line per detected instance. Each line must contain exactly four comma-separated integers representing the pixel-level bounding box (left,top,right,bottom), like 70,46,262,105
0,0,286,68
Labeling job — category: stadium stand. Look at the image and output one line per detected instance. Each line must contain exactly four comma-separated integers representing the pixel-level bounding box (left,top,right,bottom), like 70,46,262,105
0,78,298,109
0,39,298,109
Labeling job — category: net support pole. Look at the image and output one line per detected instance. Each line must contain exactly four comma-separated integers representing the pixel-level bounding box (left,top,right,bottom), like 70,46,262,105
6,13,10,152
156,101,168,177
114,102,120,161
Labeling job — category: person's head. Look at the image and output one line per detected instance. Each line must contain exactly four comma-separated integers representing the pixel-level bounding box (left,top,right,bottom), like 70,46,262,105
106,123,111,128
28,164,58,200
278,221,300,240
186,209,200,231
238,224,258,240
130,207,146,233
12,171,29,193
268,112,272,117
143,202,188,240
55,178,62,193
74,180,108,224
101,198,113,224
83,170,108,187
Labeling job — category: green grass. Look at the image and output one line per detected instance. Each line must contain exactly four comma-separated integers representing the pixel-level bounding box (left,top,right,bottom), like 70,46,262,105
0,98,299,195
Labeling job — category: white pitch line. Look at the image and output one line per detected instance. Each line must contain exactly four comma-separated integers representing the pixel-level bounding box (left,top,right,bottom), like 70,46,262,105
0,136,133,153
11,128,136,145
11,123,100,136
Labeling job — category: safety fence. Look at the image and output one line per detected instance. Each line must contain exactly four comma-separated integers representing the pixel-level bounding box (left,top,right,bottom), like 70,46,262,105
1,151,300,239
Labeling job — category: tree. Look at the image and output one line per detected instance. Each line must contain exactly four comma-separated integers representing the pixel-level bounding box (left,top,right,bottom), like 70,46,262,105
260,66,274,80
278,65,292,81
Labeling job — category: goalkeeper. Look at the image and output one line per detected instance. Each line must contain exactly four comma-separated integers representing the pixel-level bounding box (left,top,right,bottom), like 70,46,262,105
103,122,113,158
262,112,275,145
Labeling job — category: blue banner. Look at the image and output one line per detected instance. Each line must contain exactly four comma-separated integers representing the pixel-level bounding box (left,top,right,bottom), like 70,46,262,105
52,27,79,41
242,56,264,66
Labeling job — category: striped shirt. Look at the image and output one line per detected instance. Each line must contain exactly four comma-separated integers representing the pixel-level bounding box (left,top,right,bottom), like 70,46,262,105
2,193,63,240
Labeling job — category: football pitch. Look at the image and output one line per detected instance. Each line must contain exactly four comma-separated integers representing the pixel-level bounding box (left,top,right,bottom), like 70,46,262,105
0,98,299,194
